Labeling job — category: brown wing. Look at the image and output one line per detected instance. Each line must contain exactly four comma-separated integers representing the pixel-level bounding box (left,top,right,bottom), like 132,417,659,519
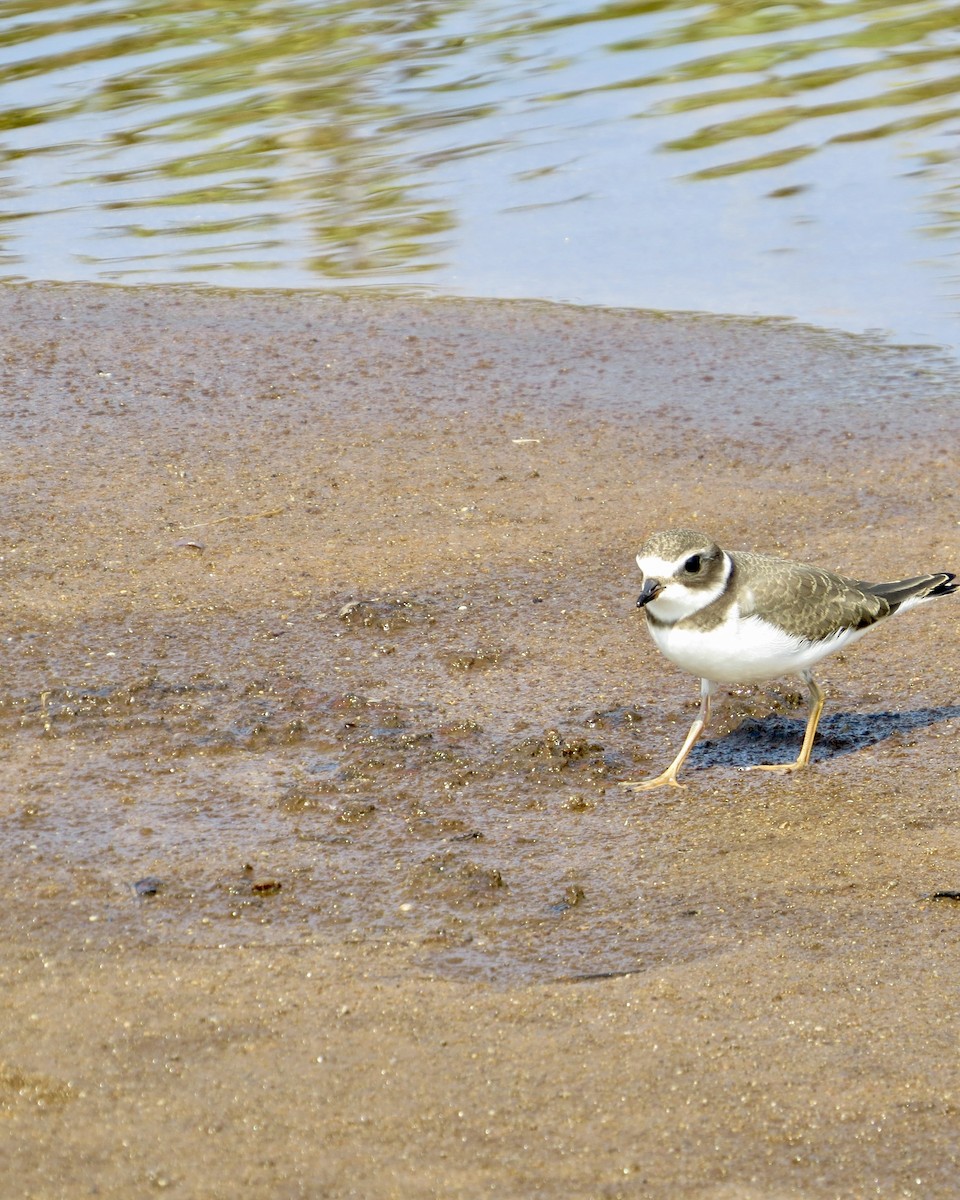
733,552,891,643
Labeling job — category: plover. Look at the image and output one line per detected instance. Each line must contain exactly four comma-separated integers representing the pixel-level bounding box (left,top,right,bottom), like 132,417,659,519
621,529,956,789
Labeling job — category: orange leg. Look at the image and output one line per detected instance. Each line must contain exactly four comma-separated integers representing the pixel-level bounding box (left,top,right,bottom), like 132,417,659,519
620,680,714,791
745,672,825,774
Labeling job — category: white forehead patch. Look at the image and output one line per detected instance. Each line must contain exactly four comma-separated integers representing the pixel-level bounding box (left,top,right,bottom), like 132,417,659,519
636,552,693,579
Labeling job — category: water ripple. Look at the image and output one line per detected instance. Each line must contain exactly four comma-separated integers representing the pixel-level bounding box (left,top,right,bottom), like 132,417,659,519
3,0,960,345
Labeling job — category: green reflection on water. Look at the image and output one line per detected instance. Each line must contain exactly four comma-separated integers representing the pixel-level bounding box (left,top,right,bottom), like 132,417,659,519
539,0,960,180
0,0,461,276
2,0,960,277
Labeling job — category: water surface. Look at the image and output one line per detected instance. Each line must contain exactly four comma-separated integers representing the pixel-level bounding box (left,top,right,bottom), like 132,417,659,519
4,0,960,347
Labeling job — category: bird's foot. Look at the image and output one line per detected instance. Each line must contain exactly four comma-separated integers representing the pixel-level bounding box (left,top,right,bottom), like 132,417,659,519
620,773,684,792
743,761,806,774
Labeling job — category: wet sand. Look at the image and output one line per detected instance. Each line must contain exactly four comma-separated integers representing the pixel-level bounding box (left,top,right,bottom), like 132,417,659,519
1,283,959,1197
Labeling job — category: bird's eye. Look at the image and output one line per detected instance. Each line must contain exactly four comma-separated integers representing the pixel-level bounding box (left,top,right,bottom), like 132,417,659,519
684,554,702,573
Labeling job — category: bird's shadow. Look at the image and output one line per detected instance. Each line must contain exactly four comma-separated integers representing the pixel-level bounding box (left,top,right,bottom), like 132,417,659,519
691,705,960,770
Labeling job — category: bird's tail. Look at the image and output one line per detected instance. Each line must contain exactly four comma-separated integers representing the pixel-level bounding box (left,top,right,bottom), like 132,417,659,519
862,572,956,613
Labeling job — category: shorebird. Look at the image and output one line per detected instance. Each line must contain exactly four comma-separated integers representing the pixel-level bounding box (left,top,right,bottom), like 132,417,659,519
621,529,956,789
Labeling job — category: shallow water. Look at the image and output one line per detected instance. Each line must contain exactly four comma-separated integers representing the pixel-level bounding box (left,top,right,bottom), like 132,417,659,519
4,1,960,347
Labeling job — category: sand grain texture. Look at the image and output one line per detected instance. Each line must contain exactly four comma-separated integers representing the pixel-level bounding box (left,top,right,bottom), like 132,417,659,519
1,284,958,1198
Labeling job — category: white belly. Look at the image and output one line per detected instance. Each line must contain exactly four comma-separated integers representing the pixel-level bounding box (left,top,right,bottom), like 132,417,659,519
648,609,869,684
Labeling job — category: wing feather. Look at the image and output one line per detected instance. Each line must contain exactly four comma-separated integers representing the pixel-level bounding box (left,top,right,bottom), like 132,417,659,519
733,552,889,642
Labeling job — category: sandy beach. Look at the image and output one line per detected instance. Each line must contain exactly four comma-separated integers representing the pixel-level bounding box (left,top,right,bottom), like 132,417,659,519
1,283,959,1197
